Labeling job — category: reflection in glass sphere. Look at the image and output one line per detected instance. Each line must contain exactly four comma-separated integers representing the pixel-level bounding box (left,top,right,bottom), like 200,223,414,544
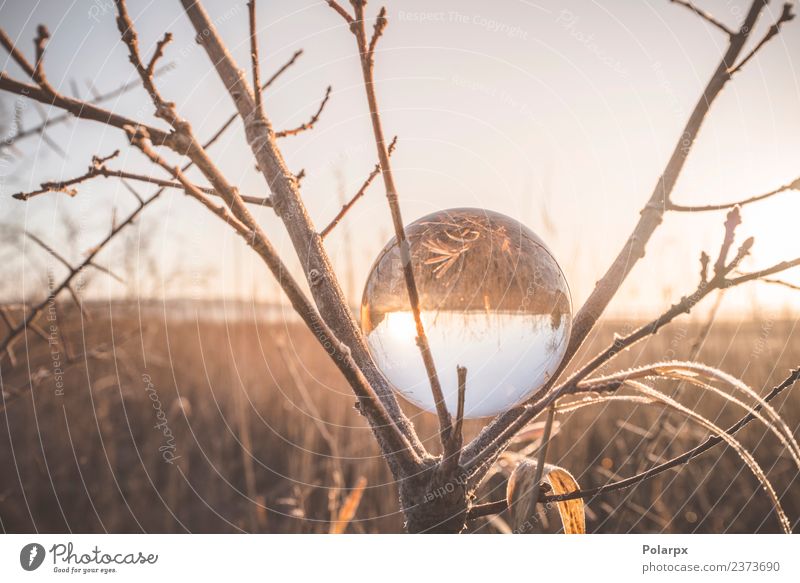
361,208,572,418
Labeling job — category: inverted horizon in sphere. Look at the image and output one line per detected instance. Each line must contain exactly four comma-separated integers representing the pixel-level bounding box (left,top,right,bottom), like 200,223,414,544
361,208,572,418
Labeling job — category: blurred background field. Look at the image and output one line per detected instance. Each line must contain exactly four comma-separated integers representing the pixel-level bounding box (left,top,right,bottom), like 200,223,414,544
1,301,797,534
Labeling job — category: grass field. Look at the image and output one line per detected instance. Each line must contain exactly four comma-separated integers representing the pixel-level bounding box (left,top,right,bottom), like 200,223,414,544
0,303,797,533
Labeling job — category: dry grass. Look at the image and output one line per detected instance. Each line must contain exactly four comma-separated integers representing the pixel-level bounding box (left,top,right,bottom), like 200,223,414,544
0,303,797,533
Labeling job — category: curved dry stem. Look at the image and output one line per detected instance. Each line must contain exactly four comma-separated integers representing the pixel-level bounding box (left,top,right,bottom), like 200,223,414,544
581,361,800,468
555,394,657,415
625,380,791,533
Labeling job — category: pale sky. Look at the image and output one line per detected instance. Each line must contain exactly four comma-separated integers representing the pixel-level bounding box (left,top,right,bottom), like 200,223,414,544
1,0,799,319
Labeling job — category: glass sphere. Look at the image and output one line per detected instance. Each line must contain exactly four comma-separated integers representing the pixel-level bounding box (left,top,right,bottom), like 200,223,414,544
361,208,572,418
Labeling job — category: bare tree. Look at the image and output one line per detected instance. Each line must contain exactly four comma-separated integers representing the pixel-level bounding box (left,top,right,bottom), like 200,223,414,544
1,0,799,533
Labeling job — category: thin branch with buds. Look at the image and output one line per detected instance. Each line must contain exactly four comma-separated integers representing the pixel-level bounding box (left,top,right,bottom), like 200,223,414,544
0,61,173,153
320,136,397,239
469,366,800,519
247,0,264,115
180,0,428,463
728,2,795,77
11,150,271,205
464,206,800,479
465,208,800,515
670,0,736,36
274,86,332,138
0,43,304,364
667,175,800,212
333,0,457,461
461,0,784,474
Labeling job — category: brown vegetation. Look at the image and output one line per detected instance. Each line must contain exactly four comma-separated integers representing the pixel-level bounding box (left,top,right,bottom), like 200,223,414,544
0,305,796,533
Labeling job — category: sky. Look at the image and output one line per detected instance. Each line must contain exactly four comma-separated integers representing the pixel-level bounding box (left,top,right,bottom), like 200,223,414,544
1,0,799,320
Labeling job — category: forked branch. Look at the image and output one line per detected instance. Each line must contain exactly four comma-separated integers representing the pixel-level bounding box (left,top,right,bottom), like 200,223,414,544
333,0,457,461
468,367,800,521
180,0,427,464
320,136,397,238
462,0,789,471
464,207,800,479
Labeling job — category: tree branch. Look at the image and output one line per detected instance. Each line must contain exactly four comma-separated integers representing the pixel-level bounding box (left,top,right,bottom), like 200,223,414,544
180,0,427,464
468,366,799,517
0,66,173,153
11,150,272,206
670,0,735,36
668,175,800,212
319,136,396,239
247,0,263,114
0,74,182,149
760,277,800,291
726,257,800,286
728,2,795,77
462,206,800,478
544,366,800,503
115,0,183,128
344,0,455,459
32,25,54,91
274,85,332,138
0,190,160,358
462,0,777,470
0,28,37,79
128,121,421,474
326,0,354,24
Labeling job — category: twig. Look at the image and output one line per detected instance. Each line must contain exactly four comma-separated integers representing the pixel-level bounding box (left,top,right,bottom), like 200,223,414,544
668,175,800,212
462,0,777,471
32,25,54,92
760,277,800,292
728,3,795,77
526,405,555,519
275,85,332,138
181,0,427,465
463,207,798,476
0,66,174,152
0,28,36,79
115,0,181,127
341,0,455,460
670,0,735,36
247,0,263,114
543,367,800,503
263,49,303,88
369,7,388,57
319,136,397,238
11,154,271,206
147,33,173,76
468,367,800,517
726,258,800,286
326,0,354,24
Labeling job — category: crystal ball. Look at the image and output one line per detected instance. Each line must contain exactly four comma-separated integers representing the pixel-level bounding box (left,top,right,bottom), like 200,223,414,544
360,208,572,418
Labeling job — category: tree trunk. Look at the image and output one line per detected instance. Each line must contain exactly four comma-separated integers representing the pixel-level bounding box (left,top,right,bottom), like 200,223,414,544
398,461,470,533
